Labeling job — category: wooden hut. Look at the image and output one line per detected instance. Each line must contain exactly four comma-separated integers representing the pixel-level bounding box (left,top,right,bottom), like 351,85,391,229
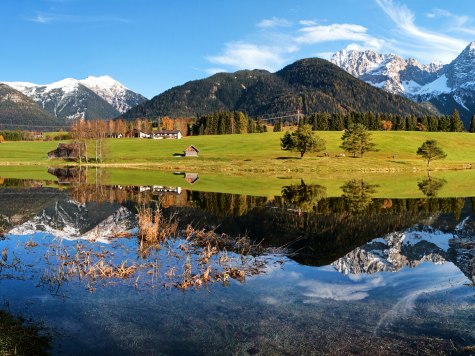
184,145,199,157
47,142,86,160
184,173,199,184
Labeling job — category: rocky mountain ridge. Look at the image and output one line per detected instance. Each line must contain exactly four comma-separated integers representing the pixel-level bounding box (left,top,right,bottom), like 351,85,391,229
330,42,475,125
2,76,146,121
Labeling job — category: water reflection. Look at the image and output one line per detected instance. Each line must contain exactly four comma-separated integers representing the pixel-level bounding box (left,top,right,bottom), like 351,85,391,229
281,179,326,212
0,175,474,354
418,175,447,197
341,179,378,214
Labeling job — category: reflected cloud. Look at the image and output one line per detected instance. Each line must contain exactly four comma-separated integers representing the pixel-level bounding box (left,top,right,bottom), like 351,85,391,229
299,274,385,301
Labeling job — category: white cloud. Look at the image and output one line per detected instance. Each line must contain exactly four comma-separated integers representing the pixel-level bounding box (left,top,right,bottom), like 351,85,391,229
375,0,467,61
30,14,54,24
299,20,317,26
296,23,385,50
27,12,130,25
299,275,385,302
314,52,334,60
257,17,292,29
426,9,470,27
206,42,292,71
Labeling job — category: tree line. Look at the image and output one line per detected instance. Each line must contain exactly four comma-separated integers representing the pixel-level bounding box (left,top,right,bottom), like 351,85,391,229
190,111,267,136
277,109,468,132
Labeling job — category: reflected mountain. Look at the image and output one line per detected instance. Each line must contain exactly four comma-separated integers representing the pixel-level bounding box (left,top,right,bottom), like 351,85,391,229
333,221,475,283
0,177,474,283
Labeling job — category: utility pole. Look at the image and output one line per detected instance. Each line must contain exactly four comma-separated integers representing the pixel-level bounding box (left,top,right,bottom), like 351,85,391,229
297,108,302,126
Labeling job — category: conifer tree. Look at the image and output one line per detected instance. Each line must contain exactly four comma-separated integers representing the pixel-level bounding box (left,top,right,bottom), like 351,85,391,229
470,115,475,133
450,109,464,132
340,124,378,158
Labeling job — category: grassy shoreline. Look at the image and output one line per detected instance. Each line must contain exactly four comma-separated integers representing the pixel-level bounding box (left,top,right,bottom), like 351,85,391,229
1,165,475,199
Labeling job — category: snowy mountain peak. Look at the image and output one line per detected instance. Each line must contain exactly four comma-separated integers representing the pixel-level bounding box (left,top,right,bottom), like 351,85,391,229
80,75,128,91
45,78,80,93
1,75,147,119
330,49,385,77
330,43,475,126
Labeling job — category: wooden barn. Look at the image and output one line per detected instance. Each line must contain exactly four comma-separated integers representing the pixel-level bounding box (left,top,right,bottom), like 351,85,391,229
184,173,199,184
184,145,199,157
48,143,86,160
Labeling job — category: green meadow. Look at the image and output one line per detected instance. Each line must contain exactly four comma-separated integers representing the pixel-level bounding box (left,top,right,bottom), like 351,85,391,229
0,131,473,175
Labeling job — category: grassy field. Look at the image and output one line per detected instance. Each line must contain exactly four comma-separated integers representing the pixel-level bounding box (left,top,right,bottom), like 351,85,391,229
0,131,473,175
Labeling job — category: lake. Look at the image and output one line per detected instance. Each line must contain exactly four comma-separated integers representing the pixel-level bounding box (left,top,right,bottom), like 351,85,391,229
0,168,473,355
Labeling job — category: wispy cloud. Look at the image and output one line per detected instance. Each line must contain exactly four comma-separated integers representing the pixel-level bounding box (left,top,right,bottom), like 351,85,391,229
206,42,295,72
207,19,385,72
257,17,292,29
296,23,384,50
27,12,130,25
206,2,473,74
426,9,470,27
375,0,466,61
30,14,54,24
299,20,317,26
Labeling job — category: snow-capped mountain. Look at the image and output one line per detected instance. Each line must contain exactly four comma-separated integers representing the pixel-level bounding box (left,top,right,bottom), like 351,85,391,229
79,76,147,114
330,42,475,125
332,222,474,282
2,76,147,120
0,83,63,128
330,49,443,97
8,199,136,243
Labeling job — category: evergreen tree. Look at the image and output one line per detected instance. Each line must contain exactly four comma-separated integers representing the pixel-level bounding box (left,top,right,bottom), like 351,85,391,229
340,124,378,158
450,109,464,132
317,113,330,131
470,115,475,133
428,116,438,132
273,119,282,132
331,113,345,130
438,116,450,132
234,112,248,134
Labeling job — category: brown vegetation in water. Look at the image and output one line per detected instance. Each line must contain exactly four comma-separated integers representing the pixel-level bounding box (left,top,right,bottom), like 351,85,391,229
36,203,275,293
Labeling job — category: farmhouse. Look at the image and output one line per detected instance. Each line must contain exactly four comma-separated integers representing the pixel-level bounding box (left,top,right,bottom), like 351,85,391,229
184,145,199,157
48,143,86,160
130,129,151,138
153,130,182,139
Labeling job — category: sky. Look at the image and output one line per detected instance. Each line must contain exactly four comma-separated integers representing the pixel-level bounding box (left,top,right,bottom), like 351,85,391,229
1,0,475,98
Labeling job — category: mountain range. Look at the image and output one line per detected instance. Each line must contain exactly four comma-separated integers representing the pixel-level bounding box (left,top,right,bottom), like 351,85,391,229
2,42,475,129
0,84,64,129
1,76,147,124
330,41,475,125
120,58,434,120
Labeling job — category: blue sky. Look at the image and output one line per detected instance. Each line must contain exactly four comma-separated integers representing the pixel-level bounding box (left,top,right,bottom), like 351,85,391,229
1,0,475,98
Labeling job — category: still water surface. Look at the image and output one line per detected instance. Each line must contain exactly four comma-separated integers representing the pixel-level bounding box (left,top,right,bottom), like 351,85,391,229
0,173,473,355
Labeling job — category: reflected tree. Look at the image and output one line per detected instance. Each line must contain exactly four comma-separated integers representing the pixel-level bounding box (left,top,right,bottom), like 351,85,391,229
417,175,447,197
341,179,378,214
281,180,327,212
